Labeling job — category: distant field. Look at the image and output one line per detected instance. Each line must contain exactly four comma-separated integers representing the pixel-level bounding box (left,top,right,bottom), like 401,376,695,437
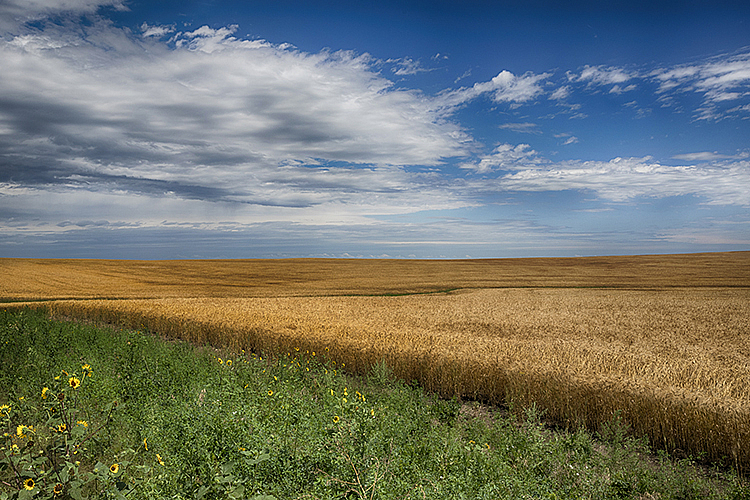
2,252,749,300
2,252,749,470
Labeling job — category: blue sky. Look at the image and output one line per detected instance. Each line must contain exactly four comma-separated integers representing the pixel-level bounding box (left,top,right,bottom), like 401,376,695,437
0,0,748,259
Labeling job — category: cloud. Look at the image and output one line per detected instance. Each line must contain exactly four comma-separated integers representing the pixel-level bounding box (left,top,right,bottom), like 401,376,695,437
0,0,127,31
652,50,750,119
438,70,550,108
141,23,175,39
609,84,637,94
387,57,432,76
460,144,545,174
0,18,481,221
549,86,571,100
672,151,748,162
571,65,637,86
498,122,539,134
492,155,750,205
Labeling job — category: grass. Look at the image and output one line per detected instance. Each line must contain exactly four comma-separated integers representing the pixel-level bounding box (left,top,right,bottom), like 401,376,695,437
1,308,749,499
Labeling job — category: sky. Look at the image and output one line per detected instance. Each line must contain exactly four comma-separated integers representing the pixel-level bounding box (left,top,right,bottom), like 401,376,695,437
0,0,749,259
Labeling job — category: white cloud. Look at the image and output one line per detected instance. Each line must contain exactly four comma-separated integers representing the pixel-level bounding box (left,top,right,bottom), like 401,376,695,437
0,16,492,232
609,84,637,94
498,122,539,133
652,50,750,119
438,70,549,108
387,57,432,76
573,65,637,86
460,144,545,174
141,23,175,39
0,0,126,30
0,21,470,175
672,151,748,162
486,70,548,104
549,86,571,100
494,155,750,205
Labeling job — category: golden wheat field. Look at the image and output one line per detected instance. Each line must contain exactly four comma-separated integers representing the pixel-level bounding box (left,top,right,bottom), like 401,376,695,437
2,252,749,470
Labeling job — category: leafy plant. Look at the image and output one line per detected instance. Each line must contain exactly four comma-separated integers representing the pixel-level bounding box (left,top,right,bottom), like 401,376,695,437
0,363,143,499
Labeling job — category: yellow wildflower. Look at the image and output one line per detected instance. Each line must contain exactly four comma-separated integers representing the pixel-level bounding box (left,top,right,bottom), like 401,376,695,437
53,483,64,496
24,478,35,490
77,420,88,428
110,463,119,474
144,438,148,450
69,377,80,389
0,404,10,417
156,453,164,466
333,415,340,423
267,390,273,396
16,424,31,438
41,387,49,399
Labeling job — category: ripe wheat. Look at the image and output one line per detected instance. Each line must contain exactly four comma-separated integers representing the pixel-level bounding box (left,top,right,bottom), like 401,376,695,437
2,253,748,471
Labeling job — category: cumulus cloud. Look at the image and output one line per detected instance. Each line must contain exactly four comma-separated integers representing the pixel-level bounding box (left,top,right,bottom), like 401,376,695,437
437,70,550,108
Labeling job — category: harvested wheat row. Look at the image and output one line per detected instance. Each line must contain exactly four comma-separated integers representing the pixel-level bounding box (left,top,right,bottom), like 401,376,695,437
26,286,749,472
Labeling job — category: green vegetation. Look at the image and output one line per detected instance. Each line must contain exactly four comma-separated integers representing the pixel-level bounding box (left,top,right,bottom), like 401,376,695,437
1,308,747,499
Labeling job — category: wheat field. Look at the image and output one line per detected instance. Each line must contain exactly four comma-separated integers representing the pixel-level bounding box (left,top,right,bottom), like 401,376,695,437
2,252,749,470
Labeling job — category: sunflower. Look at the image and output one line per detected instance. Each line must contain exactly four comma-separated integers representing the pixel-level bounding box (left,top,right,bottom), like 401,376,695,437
41,387,49,399
56,423,67,433
267,390,273,396
69,377,81,389
53,483,64,496
110,463,119,474
332,415,340,424
24,478,35,490
0,404,10,417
